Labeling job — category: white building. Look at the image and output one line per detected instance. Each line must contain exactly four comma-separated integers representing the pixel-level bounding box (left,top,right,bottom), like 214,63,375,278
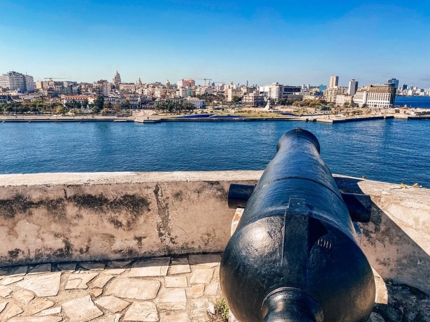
25,75,35,92
177,87,189,98
102,82,112,96
335,94,353,106
0,71,32,92
353,84,396,108
260,83,301,101
329,75,339,88
185,97,205,108
348,79,358,96
62,95,90,106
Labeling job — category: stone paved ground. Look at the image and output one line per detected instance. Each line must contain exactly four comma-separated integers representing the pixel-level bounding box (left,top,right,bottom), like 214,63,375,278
0,254,223,322
1,253,429,322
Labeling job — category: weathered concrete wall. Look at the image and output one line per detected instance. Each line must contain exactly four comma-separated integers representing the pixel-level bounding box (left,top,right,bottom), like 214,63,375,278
0,171,429,295
0,171,259,267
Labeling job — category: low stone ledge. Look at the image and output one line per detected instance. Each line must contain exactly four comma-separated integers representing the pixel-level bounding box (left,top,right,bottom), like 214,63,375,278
0,171,429,296
0,171,259,268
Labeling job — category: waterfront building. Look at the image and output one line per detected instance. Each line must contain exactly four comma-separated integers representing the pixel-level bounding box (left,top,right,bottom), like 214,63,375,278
185,97,206,109
329,75,339,88
260,83,301,101
124,93,141,109
62,95,91,106
0,71,34,92
348,79,358,96
353,84,396,108
104,95,126,106
335,94,353,106
324,87,347,103
242,92,265,107
112,71,121,88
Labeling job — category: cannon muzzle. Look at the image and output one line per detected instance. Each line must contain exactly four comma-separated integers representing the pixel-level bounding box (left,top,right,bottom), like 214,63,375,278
220,128,375,322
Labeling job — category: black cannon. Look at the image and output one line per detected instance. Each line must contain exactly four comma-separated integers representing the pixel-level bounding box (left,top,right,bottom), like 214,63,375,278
220,128,375,322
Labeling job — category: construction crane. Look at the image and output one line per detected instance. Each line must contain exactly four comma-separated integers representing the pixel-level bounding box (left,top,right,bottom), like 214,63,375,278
44,77,66,81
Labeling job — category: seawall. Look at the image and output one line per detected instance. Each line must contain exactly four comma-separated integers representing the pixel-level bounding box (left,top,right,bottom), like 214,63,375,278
0,171,429,294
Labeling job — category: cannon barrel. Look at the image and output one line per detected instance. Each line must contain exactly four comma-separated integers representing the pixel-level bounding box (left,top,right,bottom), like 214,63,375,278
220,128,375,322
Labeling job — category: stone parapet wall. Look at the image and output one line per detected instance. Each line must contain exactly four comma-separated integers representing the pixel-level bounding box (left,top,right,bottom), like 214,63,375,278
0,171,429,295
335,176,430,295
0,171,259,267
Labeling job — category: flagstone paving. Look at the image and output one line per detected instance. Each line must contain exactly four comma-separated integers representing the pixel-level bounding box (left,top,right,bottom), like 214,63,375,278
1,253,429,321
0,254,222,322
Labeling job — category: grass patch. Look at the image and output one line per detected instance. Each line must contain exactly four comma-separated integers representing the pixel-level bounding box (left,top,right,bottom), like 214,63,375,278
209,297,229,322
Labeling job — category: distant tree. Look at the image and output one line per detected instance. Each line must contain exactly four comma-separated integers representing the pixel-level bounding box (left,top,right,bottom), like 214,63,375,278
82,99,89,109
94,95,104,111
182,102,195,112
121,100,130,110
233,96,241,103
55,106,66,115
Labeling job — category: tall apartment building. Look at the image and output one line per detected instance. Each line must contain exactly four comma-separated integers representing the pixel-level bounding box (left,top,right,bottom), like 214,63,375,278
348,79,358,96
353,84,396,108
329,75,339,88
102,82,112,96
0,71,34,92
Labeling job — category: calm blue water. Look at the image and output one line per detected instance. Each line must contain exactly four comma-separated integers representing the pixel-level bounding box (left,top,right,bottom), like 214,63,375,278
0,119,429,187
395,96,430,108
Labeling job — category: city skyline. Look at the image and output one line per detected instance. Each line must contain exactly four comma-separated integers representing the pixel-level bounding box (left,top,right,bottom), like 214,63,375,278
1,0,429,87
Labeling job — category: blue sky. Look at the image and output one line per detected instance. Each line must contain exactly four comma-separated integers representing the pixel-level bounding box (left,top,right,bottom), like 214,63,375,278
1,0,429,87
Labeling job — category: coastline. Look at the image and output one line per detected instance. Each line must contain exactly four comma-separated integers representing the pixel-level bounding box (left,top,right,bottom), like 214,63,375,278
1,106,430,124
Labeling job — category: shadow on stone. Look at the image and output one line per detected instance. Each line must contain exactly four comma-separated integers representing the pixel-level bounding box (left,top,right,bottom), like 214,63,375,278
335,176,430,321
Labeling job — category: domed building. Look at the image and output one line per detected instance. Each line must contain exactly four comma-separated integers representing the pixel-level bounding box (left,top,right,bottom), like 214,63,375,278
112,71,121,89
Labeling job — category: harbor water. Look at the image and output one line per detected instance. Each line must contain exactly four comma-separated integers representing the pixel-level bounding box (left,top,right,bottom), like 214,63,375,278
1,118,429,187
